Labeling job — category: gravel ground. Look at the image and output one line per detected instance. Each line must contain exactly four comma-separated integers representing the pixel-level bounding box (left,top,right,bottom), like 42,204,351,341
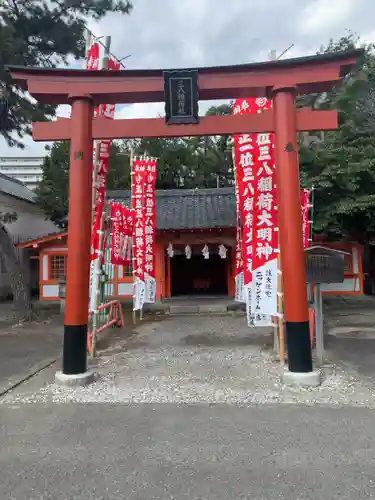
2,315,375,406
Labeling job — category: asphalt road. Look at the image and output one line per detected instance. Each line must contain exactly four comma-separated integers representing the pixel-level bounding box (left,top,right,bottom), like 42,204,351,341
1,403,375,499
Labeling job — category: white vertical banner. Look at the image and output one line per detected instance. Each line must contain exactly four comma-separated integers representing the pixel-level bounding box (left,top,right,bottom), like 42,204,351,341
245,286,273,327
133,279,146,311
235,272,245,303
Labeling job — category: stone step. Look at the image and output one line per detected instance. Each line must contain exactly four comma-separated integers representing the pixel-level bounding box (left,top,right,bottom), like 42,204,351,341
144,301,246,316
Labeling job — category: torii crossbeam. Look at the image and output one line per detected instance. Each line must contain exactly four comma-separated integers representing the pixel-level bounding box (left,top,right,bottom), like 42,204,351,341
7,48,362,383
32,108,337,141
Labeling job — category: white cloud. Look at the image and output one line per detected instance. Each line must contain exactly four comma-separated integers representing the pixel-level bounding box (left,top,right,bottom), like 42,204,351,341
301,0,354,35
116,100,229,120
116,102,165,120
2,0,374,156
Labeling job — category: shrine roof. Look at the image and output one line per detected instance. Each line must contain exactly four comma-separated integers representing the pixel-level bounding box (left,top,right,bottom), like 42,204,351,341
16,187,236,248
108,187,236,230
7,49,363,105
0,172,36,203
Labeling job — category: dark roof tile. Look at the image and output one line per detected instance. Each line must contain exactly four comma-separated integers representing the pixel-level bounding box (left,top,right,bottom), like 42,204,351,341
107,187,236,230
0,173,36,203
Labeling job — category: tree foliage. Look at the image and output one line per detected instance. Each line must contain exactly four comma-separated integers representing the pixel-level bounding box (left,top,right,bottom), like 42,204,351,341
0,0,132,147
35,140,131,228
299,33,375,242
127,104,234,190
36,103,236,224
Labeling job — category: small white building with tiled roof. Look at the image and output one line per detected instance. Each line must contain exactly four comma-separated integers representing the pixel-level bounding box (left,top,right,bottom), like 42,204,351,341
0,173,59,298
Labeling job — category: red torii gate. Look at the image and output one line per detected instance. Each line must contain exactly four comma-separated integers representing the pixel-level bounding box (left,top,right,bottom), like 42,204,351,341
8,49,361,383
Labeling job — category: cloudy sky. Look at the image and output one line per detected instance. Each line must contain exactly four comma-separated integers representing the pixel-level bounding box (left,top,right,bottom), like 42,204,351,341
1,0,374,157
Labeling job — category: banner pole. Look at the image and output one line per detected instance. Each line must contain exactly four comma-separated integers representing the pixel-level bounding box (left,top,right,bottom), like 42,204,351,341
92,36,111,223
130,148,137,325
277,253,285,366
85,29,92,58
91,215,105,357
232,145,244,304
310,185,315,245
89,36,111,357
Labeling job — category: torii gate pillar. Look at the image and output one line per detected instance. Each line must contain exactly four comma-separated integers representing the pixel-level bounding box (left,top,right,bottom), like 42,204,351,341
59,95,93,381
273,87,313,375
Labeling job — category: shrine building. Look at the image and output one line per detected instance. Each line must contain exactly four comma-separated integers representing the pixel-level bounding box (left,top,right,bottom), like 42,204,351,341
16,187,364,301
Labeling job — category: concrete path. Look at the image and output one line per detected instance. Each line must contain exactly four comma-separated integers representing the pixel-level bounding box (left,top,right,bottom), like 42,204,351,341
1,404,375,499
4,314,375,406
324,296,375,385
0,314,63,396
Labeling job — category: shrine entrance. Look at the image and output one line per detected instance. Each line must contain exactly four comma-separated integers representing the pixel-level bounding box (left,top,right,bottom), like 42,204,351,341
7,48,362,380
170,249,229,297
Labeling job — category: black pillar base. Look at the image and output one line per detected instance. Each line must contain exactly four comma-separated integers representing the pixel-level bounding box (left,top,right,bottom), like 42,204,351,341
286,320,313,373
62,324,88,375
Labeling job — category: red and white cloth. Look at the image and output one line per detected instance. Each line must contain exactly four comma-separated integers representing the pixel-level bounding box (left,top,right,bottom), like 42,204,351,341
109,202,134,266
88,43,120,313
301,189,312,249
233,98,274,325
91,57,121,261
233,99,314,320
131,159,147,310
143,159,157,303
86,42,100,71
132,159,147,281
232,100,249,303
131,158,158,307
251,128,279,316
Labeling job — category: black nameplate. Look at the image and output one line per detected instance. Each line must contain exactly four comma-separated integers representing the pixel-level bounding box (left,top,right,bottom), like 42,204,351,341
164,70,199,125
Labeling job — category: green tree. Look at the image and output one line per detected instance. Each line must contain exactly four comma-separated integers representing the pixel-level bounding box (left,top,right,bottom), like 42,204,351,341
0,0,132,147
299,34,375,242
36,140,131,227
130,104,235,190
186,103,234,188
133,137,196,189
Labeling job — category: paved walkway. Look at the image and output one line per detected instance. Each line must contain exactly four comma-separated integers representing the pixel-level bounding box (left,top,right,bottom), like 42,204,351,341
3,314,375,406
324,295,375,384
0,307,63,396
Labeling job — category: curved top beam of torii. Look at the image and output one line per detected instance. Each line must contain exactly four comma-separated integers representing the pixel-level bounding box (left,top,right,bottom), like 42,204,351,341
6,48,363,141
8,49,362,105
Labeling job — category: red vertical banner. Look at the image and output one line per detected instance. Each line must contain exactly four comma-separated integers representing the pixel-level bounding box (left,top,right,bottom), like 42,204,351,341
121,206,134,264
91,57,121,262
301,189,312,249
233,98,275,326
251,127,279,316
86,42,100,70
132,158,147,311
232,99,250,303
87,41,101,313
144,159,157,303
132,159,147,281
110,202,123,265
109,202,134,266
